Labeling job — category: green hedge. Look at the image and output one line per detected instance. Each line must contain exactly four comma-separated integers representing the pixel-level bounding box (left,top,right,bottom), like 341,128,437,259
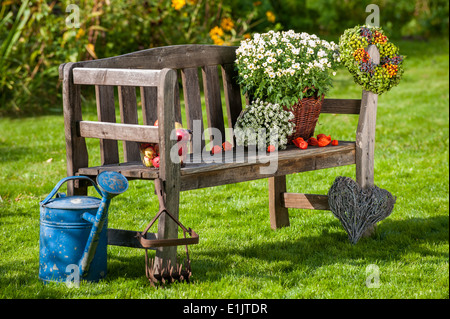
271,0,449,38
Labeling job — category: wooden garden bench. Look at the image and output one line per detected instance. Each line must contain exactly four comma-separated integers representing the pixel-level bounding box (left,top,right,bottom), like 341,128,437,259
59,44,379,269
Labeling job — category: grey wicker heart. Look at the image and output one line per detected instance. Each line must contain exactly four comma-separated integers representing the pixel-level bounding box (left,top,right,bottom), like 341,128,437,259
328,176,396,244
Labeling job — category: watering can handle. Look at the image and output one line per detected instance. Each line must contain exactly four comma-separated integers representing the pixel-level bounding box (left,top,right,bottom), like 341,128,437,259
40,176,102,206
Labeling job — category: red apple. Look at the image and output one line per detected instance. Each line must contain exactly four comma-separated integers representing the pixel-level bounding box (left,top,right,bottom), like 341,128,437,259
267,145,276,152
176,128,190,142
211,145,222,154
152,156,160,168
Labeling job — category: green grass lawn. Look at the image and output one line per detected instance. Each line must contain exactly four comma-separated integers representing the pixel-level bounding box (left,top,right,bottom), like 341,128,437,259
0,38,448,299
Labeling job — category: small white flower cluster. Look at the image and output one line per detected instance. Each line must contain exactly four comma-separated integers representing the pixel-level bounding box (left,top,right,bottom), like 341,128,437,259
235,30,340,106
234,99,295,150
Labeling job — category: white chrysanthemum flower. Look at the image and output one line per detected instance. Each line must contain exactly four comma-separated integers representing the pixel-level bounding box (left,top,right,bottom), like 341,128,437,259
236,29,340,107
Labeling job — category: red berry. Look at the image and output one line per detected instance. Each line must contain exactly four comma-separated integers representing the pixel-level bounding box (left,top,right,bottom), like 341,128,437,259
331,139,339,146
267,145,276,152
316,134,327,140
307,137,318,146
318,137,331,147
222,141,233,151
299,140,308,149
292,137,304,148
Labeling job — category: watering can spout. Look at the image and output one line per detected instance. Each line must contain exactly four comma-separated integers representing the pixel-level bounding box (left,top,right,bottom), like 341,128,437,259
78,171,128,278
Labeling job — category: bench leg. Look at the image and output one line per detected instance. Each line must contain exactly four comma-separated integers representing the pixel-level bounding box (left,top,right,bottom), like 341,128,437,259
268,176,290,229
154,180,180,273
356,88,378,237
68,180,88,196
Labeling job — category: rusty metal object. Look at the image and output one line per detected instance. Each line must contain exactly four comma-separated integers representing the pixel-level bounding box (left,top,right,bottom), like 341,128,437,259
145,255,192,286
136,178,198,286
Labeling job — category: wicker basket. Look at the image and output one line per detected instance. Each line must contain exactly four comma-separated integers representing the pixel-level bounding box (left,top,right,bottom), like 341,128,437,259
285,94,324,143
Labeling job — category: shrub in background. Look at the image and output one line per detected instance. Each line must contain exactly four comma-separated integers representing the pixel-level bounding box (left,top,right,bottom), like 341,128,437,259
270,0,449,39
0,0,277,115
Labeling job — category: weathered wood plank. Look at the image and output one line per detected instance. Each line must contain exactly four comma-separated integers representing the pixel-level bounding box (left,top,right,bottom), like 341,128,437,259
202,65,225,146
355,45,380,238
140,86,158,125
76,142,356,188
356,90,377,188
282,193,330,210
63,62,89,196
181,67,205,154
179,142,356,191
118,86,140,162
356,45,379,189
77,162,158,180
155,69,181,271
95,85,119,165
221,63,242,129
181,142,355,174
321,99,361,114
64,45,237,72
73,68,161,87
78,121,159,143
269,176,290,229
174,70,182,124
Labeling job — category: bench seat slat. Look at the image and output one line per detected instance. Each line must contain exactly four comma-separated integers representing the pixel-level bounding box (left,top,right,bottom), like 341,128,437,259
78,121,159,143
180,141,356,190
77,141,356,190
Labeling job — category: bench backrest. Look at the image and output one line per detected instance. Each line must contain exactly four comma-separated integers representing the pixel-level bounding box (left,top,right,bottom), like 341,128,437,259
60,44,373,172
60,45,245,164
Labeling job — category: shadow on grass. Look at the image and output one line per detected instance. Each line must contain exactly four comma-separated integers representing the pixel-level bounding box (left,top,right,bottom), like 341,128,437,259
189,215,449,283
99,214,448,285
0,140,31,163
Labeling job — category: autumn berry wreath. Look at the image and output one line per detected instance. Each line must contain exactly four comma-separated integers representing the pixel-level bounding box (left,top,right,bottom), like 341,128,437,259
339,25,405,94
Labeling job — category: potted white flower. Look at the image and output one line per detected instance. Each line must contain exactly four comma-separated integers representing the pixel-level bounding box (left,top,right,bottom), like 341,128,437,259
235,30,340,142
234,99,295,150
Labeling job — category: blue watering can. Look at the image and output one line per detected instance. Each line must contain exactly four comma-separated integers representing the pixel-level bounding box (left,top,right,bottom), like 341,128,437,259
39,171,128,283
